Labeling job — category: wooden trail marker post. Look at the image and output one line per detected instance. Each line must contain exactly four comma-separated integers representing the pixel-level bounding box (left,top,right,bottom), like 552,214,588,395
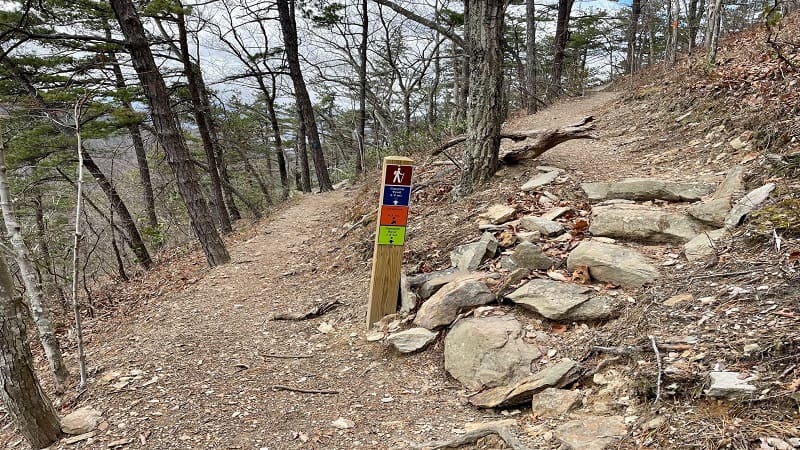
367,156,413,327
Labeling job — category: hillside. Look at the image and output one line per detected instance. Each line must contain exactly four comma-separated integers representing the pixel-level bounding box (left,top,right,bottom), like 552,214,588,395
3,16,800,450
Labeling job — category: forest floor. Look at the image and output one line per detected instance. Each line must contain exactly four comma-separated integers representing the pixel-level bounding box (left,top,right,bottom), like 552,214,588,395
3,21,800,446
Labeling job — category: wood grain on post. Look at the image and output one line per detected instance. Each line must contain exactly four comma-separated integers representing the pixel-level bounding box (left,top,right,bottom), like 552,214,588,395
367,156,413,328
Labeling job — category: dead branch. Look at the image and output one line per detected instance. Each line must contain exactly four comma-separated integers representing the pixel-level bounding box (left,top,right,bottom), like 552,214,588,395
430,116,596,164
649,335,663,403
340,209,377,238
271,385,339,395
409,425,531,450
271,300,342,321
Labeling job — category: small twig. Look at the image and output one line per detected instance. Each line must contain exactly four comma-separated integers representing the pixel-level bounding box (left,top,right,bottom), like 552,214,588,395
271,300,343,321
262,354,313,359
649,335,662,403
690,270,754,280
271,385,339,395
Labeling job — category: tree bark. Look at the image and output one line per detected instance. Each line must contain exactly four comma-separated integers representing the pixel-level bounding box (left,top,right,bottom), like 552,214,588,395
0,254,61,449
0,144,69,389
626,0,641,73
277,0,333,192
356,0,368,175
110,0,230,266
550,0,575,98
175,7,232,232
453,0,507,197
261,77,289,199
296,114,312,193
33,195,68,314
525,0,538,113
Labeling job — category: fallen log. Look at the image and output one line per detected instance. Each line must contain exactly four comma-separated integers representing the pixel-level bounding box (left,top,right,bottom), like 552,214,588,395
431,116,596,164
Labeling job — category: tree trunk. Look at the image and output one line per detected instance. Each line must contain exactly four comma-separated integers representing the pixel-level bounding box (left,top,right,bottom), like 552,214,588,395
80,151,152,268
277,0,333,192
33,195,68,314
227,143,272,203
687,0,705,52
525,0,538,113
176,8,232,232
297,112,312,193
106,43,158,230
356,0,368,175
0,254,61,449
259,77,289,199
453,0,507,197
0,144,69,389
626,0,641,73
110,0,230,267
551,0,575,98
667,0,681,65
457,0,471,124
706,0,724,62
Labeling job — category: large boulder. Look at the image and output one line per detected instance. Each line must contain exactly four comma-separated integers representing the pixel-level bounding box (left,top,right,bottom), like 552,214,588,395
450,232,499,271
581,178,715,202
468,358,578,408
506,278,617,321
590,204,711,243
414,279,494,329
444,316,543,391
567,241,659,288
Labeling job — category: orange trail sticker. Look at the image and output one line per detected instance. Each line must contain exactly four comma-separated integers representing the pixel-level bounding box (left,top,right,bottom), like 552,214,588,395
380,206,409,226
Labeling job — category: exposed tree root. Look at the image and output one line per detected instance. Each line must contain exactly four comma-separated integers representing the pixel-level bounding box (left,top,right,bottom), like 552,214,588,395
271,300,342,321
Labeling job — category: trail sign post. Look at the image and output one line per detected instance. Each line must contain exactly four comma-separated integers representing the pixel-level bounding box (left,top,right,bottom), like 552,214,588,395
367,156,413,327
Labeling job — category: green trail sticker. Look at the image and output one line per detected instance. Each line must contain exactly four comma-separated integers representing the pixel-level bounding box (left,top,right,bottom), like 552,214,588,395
377,226,406,246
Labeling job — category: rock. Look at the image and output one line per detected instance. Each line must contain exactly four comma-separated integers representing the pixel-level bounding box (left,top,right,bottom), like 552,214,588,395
589,205,711,243
478,204,516,225
332,179,352,190
468,358,578,408
522,171,560,191
450,232,498,271
417,270,499,300
463,419,517,432
581,178,715,202
507,279,616,321
687,166,745,227
414,280,495,329
399,274,417,313
541,206,571,221
683,228,728,262
663,293,693,306
444,316,543,391
536,165,565,174
743,343,761,355
706,371,756,399
63,432,95,445
520,216,565,237
516,231,541,243
724,183,776,229
555,416,627,450
386,328,438,353
567,241,659,288
531,388,582,418
61,407,102,435
331,417,355,429
407,268,459,288
596,199,636,206
510,242,553,270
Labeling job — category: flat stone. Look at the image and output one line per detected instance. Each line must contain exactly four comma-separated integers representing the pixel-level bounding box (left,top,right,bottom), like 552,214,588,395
567,241,659,288
522,171,560,191
507,279,616,321
450,232,499,271
536,165,565,174
63,432,95,445
516,231,541,243
520,216,565,237
407,268,459,288
444,316,543,391
683,228,729,262
581,178,715,202
414,279,495,329
724,183,776,229
417,270,499,300
541,206,572,221
331,417,355,429
463,419,518,432
531,388,582,418
478,204,516,225
663,293,693,306
706,371,756,399
386,328,438,353
510,242,553,270
566,296,618,321
688,166,745,227
61,406,102,435
555,416,627,450
590,205,711,243
468,359,578,408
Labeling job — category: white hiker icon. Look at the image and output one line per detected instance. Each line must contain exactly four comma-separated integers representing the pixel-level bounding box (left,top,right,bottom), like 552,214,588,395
392,167,404,184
